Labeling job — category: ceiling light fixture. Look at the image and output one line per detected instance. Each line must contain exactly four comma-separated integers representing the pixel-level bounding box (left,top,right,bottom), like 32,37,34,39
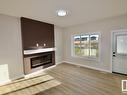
57,10,68,17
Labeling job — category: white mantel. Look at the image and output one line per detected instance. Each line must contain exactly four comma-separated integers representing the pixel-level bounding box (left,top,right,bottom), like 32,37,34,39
24,48,55,55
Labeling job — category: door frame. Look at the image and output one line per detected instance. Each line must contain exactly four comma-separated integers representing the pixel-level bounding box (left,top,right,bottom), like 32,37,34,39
111,29,127,73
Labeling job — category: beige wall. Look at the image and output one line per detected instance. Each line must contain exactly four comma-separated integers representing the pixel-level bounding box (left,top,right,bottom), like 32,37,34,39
0,14,24,84
63,14,127,72
54,26,64,64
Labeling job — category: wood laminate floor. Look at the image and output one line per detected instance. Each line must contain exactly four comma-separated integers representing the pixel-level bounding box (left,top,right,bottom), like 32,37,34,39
0,73,61,95
37,63,127,95
1,63,127,95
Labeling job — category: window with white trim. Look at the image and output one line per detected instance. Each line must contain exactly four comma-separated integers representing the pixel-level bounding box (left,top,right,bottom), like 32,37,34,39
73,34,100,58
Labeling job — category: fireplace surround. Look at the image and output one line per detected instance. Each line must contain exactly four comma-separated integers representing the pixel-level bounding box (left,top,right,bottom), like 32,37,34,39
24,51,55,74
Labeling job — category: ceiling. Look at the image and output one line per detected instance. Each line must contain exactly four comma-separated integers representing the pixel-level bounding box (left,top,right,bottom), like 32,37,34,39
0,0,127,27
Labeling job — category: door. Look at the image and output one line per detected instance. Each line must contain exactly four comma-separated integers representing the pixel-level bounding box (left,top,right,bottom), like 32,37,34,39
112,31,127,74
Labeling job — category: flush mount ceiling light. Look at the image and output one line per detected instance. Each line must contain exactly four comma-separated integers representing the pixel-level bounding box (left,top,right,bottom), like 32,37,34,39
57,10,68,17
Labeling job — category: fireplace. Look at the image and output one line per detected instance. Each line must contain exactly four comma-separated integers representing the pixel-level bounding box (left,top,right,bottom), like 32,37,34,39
24,51,55,74
31,53,52,68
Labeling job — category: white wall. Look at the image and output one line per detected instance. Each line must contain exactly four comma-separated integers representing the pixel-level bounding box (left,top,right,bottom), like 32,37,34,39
54,26,64,64
2,13,127,83
0,14,64,84
64,14,127,72
0,14,24,84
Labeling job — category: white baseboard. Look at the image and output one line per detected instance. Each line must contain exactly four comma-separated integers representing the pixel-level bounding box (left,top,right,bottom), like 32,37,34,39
0,74,25,86
63,61,112,73
12,62,63,80
56,61,63,64
0,79,11,86
11,74,25,81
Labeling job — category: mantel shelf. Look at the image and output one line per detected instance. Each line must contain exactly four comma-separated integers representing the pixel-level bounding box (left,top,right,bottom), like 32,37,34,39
24,48,55,55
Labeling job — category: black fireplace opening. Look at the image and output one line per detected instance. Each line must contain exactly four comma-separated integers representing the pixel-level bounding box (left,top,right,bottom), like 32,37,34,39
30,52,52,68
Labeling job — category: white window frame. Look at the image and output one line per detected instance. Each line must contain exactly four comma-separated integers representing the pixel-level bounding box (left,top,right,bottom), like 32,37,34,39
71,32,101,62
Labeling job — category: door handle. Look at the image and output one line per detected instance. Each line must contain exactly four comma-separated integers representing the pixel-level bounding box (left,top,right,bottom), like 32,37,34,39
113,54,116,57
113,51,116,57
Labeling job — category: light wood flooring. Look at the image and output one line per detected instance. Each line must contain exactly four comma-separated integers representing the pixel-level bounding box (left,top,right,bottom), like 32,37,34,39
1,63,127,95
37,63,127,95
0,73,61,95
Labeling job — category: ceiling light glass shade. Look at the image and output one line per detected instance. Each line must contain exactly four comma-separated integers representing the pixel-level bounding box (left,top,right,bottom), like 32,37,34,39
57,10,67,17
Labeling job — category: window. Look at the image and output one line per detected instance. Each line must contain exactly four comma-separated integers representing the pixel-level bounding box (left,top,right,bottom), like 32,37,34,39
73,34,100,59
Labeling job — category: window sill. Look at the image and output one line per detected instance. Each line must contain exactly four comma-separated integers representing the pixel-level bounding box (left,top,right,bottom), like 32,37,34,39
72,55,100,62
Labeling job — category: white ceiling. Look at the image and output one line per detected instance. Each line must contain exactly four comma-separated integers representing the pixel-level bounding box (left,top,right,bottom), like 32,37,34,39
0,0,127,27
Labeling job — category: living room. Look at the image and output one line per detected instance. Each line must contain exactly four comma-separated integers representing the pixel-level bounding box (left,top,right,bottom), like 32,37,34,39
0,0,127,95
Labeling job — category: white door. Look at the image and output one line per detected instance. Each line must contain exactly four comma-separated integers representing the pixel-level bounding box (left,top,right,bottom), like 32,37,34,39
112,31,127,74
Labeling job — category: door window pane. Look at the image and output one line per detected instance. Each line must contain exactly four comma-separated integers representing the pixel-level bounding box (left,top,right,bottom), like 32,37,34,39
117,35,127,54
90,35,99,57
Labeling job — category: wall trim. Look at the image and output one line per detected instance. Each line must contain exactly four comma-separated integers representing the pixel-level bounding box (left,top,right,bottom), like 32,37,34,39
0,79,11,86
43,62,64,70
0,63,63,86
11,74,25,81
56,61,63,64
11,62,63,80
63,61,112,73
0,74,24,86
